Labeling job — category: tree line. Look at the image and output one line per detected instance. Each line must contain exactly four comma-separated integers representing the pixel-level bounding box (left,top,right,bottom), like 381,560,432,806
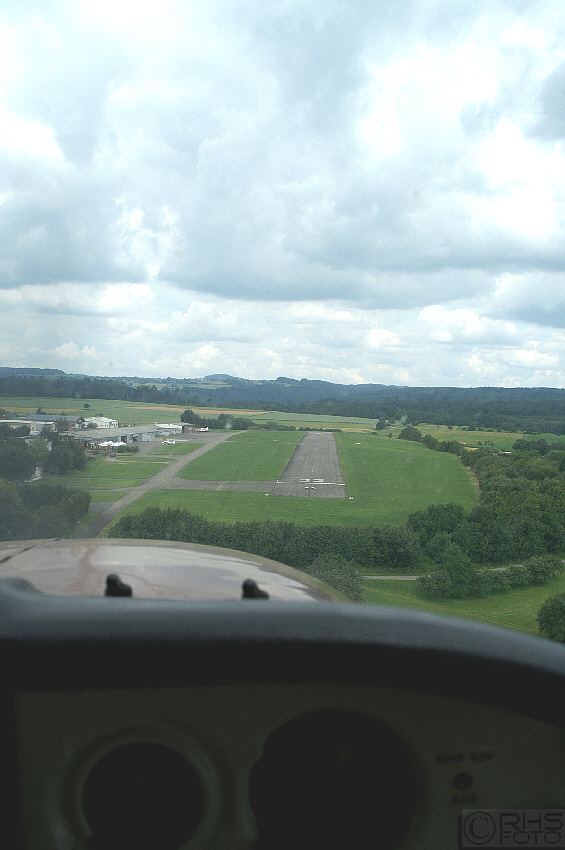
3,372,565,434
112,510,420,576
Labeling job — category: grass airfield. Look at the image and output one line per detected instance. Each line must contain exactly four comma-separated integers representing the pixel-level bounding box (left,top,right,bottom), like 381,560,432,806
107,430,477,527
6,395,563,638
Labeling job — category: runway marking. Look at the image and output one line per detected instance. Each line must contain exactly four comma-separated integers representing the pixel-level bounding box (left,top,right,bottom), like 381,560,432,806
216,481,228,490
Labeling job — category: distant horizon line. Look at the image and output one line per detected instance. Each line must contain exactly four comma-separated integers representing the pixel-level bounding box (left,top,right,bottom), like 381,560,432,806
0,365,564,392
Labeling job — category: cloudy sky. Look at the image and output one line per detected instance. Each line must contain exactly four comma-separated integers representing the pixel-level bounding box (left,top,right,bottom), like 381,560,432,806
1,0,565,387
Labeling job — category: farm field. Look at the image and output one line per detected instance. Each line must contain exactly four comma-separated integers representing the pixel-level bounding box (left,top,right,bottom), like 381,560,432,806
247,410,379,431
362,572,565,636
0,396,190,425
178,431,303,481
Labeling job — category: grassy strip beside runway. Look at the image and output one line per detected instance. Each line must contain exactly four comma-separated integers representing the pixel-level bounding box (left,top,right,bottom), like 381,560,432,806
149,442,203,455
177,431,303,481
88,491,126,501
335,432,477,514
62,458,169,479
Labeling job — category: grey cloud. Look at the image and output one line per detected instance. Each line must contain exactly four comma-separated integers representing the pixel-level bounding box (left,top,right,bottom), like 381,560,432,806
532,60,565,139
3,0,560,303
489,275,565,327
1,0,565,388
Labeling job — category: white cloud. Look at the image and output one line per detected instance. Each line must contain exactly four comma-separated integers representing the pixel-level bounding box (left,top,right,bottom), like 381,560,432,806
53,341,98,362
417,305,518,345
368,328,401,348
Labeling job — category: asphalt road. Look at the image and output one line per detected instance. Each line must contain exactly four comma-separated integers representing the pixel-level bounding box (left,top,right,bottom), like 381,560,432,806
81,431,347,537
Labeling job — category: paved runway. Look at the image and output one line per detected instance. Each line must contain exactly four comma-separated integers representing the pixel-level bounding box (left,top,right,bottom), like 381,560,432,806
274,431,346,498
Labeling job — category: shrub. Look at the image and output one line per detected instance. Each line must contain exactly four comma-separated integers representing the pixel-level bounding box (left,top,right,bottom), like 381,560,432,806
307,554,363,601
398,426,422,442
537,593,565,642
485,569,510,593
505,564,529,586
524,555,564,584
424,532,453,563
418,570,453,598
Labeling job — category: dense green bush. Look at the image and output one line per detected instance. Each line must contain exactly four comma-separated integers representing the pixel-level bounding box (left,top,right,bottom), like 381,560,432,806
112,508,422,574
417,570,452,598
0,478,90,540
307,554,363,601
43,441,86,474
398,426,422,442
537,593,565,642
419,554,563,600
0,440,37,482
523,555,564,584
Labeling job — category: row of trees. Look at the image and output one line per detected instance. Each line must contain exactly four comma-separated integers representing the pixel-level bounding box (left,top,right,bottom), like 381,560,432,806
112,509,420,575
0,433,86,482
418,551,563,598
180,409,257,430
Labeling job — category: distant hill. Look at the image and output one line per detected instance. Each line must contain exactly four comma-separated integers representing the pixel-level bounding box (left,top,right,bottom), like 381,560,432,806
0,367,65,377
203,373,243,382
1,368,565,433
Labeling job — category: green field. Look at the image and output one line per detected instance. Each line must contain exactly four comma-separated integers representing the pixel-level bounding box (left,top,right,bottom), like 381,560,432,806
44,457,168,489
107,433,478,527
247,410,379,431
0,396,189,425
362,572,565,636
335,433,477,521
149,442,202,455
88,491,126,502
67,459,168,479
418,423,565,451
105,489,374,527
178,431,303,481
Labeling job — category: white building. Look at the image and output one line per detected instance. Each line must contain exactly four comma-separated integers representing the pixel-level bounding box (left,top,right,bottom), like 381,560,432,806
85,416,119,429
2,419,56,435
155,423,183,435
66,425,158,448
